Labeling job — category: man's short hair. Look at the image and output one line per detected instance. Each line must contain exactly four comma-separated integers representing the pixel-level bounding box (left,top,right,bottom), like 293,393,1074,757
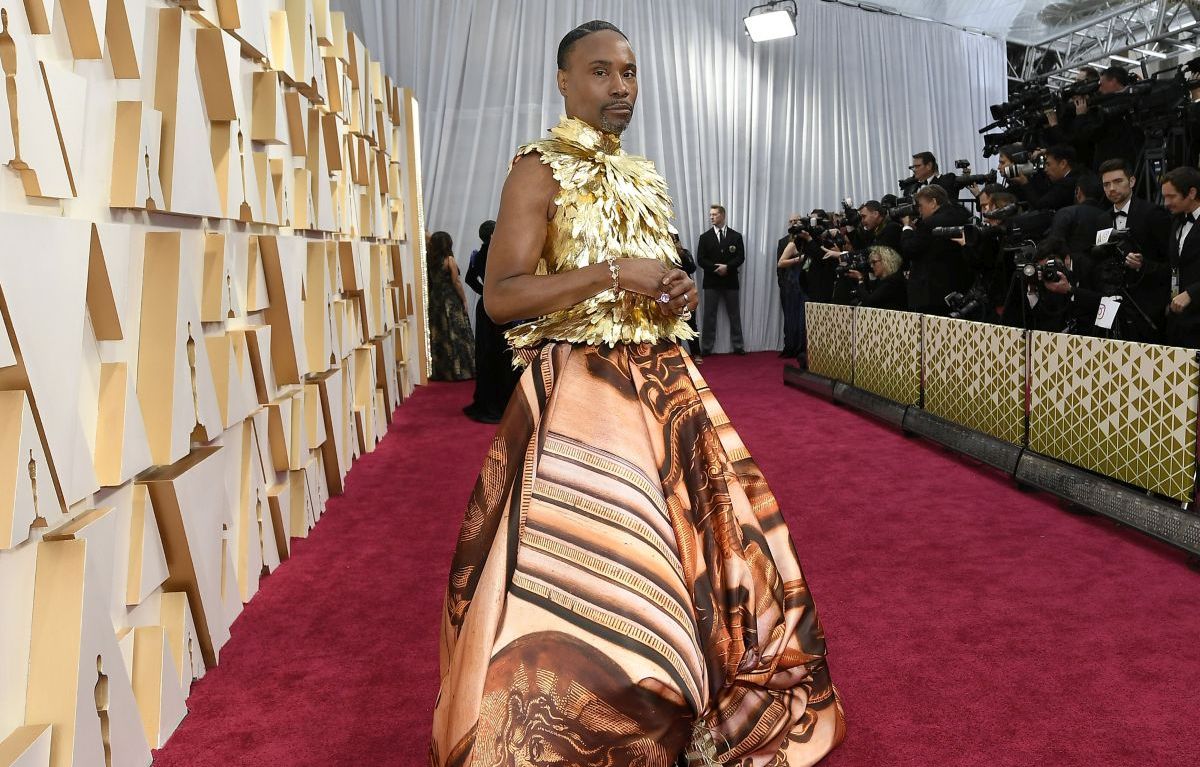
979,183,1006,199
1101,65,1132,87
1045,145,1075,166
1037,236,1069,260
1164,166,1200,199
989,191,1018,209
557,20,628,70
861,200,885,215
914,185,949,207
1098,158,1133,178
998,143,1025,162
1075,173,1103,203
1078,66,1100,81
912,151,938,171
710,203,726,216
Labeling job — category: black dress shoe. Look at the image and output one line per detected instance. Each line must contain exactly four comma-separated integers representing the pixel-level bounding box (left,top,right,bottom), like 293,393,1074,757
734,348,747,355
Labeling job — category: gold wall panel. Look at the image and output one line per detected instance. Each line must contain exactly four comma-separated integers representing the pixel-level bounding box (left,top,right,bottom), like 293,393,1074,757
0,1,425,761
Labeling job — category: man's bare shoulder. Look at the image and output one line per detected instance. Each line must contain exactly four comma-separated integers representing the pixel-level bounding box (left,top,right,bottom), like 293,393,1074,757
503,152,558,215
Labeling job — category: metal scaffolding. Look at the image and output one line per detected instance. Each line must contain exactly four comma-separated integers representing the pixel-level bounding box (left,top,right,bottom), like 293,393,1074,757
1011,0,1200,85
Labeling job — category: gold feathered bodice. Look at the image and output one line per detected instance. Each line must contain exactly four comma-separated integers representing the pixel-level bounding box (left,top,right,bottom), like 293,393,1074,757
504,116,696,349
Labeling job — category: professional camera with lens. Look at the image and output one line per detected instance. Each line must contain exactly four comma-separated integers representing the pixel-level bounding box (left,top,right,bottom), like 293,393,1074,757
1059,78,1101,101
888,198,918,222
931,222,1003,247
1091,229,1137,263
1008,241,1040,276
951,160,998,187
1000,151,1046,180
841,197,861,227
834,249,871,278
1038,258,1068,283
944,287,989,319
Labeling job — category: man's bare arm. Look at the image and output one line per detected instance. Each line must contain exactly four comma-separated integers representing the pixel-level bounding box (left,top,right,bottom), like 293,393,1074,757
484,154,691,324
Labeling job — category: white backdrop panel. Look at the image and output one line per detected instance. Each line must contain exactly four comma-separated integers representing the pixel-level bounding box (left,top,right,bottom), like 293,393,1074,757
335,0,1005,352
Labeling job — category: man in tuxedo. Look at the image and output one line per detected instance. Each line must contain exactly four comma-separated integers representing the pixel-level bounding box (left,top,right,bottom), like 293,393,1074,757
1027,145,1080,212
1162,166,1200,348
1098,158,1172,341
697,203,746,354
900,185,973,315
901,151,960,197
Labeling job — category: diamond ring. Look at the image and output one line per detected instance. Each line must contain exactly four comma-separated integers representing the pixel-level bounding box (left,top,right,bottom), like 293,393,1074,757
657,292,671,304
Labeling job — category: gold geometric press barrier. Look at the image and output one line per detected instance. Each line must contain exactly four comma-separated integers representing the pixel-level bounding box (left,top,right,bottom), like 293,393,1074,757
1029,332,1198,502
924,316,1026,445
0,2,428,763
805,302,854,383
853,307,922,404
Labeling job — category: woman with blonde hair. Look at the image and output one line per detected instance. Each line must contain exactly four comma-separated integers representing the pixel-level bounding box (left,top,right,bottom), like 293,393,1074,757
847,245,908,310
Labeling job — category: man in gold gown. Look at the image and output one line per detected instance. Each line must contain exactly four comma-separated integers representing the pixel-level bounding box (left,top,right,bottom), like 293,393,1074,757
431,20,845,767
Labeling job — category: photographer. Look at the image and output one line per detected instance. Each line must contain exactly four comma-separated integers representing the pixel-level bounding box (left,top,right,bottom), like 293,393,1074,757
1047,173,1108,258
990,143,1040,205
1003,237,1082,332
845,246,907,310
1073,66,1145,172
1162,166,1200,348
900,184,974,315
851,200,902,250
1043,67,1101,168
795,209,839,303
777,214,808,359
1099,158,1171,264
901,152,960,197
1025,145,1079,212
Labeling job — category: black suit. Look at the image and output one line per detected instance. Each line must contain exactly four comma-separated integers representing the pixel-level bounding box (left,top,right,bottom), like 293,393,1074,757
901,204,974,314
901,174,959,198
1166,215,1200,348
851,221,903,251
1109,198,1172,342
856,272,908,310
1027,171,1078,212
697,226,746,353
1074,107,1143,171
1048,202,1108,258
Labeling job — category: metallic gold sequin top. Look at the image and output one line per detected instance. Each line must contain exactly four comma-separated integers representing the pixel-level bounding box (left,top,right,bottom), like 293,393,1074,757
504,116,697,349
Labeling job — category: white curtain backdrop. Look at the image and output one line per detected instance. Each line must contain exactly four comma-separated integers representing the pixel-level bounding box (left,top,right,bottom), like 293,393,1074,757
333,0,1006,352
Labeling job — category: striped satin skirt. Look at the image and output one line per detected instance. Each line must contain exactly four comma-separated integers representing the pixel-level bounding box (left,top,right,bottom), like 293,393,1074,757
430,341,845,766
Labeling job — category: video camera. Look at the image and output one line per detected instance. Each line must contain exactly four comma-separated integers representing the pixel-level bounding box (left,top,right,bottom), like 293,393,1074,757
1091,228,1138,262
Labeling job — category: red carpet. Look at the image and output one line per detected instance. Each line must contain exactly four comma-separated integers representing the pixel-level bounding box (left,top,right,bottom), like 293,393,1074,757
153,352,1200,767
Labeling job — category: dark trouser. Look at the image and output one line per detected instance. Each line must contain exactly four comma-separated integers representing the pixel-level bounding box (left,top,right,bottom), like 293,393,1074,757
782,283,807,355
468,300,520,418
702,288,744,354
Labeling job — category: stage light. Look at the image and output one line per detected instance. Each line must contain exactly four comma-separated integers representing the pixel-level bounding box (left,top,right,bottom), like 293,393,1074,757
744,1,798,42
